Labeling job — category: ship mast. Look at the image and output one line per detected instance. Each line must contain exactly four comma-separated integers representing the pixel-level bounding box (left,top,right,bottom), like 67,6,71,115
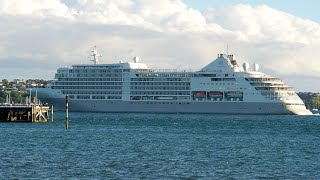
90,46,101,65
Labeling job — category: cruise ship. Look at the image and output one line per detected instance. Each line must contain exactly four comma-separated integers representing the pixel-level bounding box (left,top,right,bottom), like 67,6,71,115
35,47,311,115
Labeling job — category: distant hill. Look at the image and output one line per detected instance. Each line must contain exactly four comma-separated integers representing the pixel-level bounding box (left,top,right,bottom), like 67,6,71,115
297,92,320,109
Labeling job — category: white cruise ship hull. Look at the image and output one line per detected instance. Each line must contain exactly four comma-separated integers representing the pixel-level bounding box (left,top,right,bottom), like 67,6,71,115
35,52,312,116
40,97,312,115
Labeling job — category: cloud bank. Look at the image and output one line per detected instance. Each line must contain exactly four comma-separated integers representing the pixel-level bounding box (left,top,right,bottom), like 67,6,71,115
0,0,319,91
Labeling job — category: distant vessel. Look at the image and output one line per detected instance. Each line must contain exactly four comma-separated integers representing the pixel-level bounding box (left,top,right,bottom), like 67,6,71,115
34,47,311,115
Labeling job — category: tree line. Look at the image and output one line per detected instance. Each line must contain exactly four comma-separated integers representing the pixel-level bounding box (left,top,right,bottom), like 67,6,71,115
297,92,320,109
1,79,319,109
0,79,51,104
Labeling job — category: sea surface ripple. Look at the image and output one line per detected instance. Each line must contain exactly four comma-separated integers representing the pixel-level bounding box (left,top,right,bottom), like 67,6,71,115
0,113,319,179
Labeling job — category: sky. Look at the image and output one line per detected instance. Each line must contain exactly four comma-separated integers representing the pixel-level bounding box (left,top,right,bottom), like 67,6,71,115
184,0,320,23
0,0,319,92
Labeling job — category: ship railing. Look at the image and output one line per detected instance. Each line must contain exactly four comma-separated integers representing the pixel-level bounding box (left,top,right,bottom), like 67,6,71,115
132,69,193,73
245,78,283,82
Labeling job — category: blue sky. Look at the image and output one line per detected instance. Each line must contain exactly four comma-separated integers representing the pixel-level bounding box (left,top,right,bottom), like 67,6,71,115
183,0,320,23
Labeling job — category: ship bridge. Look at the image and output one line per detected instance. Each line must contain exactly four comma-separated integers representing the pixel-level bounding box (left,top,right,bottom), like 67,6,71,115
200,54,241,73
120,62,148,69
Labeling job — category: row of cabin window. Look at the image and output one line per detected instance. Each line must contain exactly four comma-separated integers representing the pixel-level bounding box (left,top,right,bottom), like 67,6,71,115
199,82,237,86
54,86,122,90
250,83,285,87
54,82,122,85
131,78,190,81
62,91,121,95
75,74,122,77
73,95,121,99
211,78,236,81
130,91,190,95
260,92,295,96
130,101,190,105
136,74,191,77
70,69,122,73
130,82,190,86
255,87,290,91
130,87,190,90
245,78,282,82
57,78,122,81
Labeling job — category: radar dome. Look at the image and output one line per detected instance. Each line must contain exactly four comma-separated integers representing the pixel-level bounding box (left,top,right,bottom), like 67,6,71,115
242,62,250,71
133,56,140,63
253,63,259,71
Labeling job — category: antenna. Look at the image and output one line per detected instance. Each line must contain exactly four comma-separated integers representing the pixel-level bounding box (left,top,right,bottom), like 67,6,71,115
226,44,229,55
29,88,32,105
35,90,38,105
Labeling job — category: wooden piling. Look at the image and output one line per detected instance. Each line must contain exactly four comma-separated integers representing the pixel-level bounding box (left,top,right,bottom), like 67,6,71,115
39,105,42,122
32,105,36,122
66,96,69,129
51,105,54,122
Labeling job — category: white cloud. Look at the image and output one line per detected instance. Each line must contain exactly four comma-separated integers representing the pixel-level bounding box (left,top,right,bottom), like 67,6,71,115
0,0,73,19
205,4,320,44
0,0,320,91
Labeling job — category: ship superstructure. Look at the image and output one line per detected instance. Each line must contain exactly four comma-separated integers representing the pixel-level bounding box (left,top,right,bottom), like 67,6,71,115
35,48,311,115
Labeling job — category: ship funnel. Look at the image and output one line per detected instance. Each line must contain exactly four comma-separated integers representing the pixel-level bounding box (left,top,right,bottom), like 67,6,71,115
242,62,249,71
133,56,140,63
253,63,259,71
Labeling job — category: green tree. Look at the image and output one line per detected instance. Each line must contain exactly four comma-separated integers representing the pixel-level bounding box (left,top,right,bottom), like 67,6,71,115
0,91,7,103
311,97,320,109
2,79,8,85
10,91,24,104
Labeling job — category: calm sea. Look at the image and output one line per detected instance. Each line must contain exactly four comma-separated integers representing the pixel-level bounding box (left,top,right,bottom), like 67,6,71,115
0,112,319,179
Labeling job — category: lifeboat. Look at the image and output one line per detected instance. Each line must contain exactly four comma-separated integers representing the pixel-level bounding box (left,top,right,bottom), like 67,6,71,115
193,91,206,97
208,91,223,98
226,91,243,98
156,97,174,100
131,96,141,100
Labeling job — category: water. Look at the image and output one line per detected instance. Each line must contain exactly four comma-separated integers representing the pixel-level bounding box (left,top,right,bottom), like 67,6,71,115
0,113,319,179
